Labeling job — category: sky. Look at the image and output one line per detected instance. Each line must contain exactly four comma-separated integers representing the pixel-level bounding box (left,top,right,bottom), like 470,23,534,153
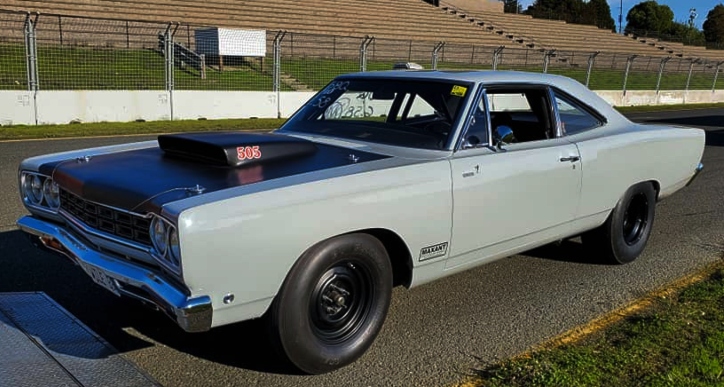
516,0,724,30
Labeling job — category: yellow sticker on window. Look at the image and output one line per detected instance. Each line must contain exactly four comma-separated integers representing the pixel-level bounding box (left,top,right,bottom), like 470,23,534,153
451,85,467,97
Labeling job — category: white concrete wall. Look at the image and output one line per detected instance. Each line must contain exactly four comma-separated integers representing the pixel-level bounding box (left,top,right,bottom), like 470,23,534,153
173,91,278,120
35,91,171,125
2,89,723,126
0,91,35,126
596,89,724,106
280,92,315,118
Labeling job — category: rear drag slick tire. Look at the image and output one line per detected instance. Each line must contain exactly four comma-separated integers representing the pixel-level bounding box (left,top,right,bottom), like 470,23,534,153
582,182,657,264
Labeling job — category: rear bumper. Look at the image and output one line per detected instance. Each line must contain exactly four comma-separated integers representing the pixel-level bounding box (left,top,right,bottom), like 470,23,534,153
685,162,704,187
16,215,213,333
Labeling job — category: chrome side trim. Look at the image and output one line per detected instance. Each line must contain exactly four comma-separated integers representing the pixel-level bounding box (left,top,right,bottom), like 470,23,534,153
685,162,704,187
16,215,212,333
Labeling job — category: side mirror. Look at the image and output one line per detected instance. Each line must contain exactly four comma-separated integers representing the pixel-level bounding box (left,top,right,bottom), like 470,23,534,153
493,125,515,149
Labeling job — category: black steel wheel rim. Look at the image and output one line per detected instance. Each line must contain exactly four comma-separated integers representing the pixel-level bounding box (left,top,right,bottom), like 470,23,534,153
309,260,374,344
622,193,649,246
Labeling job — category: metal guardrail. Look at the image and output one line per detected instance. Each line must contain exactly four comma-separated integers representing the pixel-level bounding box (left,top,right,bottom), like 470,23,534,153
1,8,723,93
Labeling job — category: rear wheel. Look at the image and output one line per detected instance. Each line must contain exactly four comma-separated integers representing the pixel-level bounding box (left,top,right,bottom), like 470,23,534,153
582,182,657,264
267,233,392,374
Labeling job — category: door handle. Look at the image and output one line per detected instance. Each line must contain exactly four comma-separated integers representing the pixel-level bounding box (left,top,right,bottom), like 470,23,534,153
462,165,480,177
560,156,580,162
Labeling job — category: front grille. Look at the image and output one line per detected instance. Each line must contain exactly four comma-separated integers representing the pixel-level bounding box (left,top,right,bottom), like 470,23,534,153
59,189,152,246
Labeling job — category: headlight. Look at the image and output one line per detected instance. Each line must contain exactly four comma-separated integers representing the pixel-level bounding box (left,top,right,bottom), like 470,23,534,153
20,172,62,213
149,215,182,275
150,217,168,255
23,174,44,205
42,178,61,210
168,227,181,266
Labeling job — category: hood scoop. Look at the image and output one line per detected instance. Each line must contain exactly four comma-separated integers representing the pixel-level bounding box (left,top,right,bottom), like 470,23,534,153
157,132,318,167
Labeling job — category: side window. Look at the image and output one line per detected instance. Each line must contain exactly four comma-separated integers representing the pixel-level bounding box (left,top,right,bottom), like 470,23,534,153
553,93,603,135
461,94,489,148
485,88,554,143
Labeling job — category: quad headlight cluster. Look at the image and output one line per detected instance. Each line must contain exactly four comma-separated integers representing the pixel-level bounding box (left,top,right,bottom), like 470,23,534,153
149,215,182,274
20,172,61,212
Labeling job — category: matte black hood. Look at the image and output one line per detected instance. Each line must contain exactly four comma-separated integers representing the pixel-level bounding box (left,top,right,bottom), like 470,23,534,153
40,131,389,214
157,132,318,167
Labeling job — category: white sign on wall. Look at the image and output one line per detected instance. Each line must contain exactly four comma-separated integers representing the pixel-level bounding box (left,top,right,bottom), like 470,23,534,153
194,28,267,57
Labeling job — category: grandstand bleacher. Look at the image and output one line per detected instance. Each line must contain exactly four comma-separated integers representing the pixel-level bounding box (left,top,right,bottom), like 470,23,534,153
3,0,723,63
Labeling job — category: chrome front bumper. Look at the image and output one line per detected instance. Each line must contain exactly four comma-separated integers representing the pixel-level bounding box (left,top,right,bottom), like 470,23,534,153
16,215,213,333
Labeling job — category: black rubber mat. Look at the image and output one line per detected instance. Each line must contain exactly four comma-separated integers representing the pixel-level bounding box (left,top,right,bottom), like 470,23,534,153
0,292,159,387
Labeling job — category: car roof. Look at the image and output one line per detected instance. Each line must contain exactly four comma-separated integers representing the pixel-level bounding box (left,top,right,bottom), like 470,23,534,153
338,69,569,83
336,69,629,124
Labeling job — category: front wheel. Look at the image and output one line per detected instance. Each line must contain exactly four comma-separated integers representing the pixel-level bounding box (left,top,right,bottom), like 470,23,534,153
582,182,657,264
267,233,393,374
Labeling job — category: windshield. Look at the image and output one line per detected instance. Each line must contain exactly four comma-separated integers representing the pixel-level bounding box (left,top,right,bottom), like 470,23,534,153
278,77,474,150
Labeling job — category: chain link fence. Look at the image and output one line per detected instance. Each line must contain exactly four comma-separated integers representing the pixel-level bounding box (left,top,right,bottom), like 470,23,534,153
3,9,724,93
0,11,29,90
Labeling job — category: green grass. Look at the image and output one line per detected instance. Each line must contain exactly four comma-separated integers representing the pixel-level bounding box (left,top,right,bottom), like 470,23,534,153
2,42,723,92
0,43,283,91
463,264,724,387
436,61,721,91
0,118,286,140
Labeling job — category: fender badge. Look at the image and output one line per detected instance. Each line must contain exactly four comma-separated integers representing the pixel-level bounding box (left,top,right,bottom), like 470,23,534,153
419,242,448,261
76,155,92,163
348,154,360,163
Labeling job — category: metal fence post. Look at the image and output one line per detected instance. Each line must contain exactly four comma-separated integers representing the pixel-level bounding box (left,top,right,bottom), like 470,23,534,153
200,54,206,80
622,55,638,96
24,12,39,93
543,50,556,73
655,57,671,94
585,51,600,88
432,41,445,69
359,35,374,72
492,46,504,70
163,22,179,120
24,12,39,125
163,23,179,92
713,61,724,92
273,30,287,118
685,58,699,95
273,30,286,93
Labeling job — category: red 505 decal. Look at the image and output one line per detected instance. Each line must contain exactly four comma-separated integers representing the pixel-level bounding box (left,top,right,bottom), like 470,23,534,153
237,146,262,161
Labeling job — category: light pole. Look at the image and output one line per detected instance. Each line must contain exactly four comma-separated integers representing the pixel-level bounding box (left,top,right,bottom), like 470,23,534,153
619,0,623,34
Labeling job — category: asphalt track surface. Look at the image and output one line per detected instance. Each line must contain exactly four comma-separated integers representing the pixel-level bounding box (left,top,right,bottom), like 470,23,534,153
1,109,722,387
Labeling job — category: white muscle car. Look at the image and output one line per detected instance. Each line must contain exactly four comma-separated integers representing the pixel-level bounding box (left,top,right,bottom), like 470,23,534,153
16,70,705,374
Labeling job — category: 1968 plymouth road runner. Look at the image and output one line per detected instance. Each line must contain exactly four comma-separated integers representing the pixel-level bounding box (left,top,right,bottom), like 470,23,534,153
16,70,705,374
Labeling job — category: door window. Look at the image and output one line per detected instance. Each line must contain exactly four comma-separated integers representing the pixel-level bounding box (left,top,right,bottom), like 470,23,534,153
485,87,555,143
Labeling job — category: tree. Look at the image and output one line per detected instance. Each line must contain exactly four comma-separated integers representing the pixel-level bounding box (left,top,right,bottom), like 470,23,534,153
703,4,724,44
523,0,615,29
624,1,675,35
502,0,522,14
525,0,584,22
583,0,616,31
669,21,706,45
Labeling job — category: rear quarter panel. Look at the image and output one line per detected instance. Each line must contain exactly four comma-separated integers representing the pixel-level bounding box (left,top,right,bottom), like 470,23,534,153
573,123,705,220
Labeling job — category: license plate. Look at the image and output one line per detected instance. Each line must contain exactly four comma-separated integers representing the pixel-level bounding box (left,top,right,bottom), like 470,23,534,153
79,262,120,297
